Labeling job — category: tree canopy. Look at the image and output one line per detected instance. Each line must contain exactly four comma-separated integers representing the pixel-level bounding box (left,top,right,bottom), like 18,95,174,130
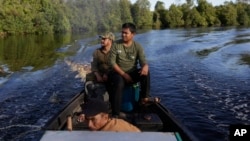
0,0,249,36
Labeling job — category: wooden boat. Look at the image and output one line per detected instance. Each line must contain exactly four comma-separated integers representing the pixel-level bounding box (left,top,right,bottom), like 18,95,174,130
41,90,199,141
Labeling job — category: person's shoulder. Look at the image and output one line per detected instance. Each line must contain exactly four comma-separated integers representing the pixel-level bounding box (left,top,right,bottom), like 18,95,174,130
114,118,141,132
112,39,122,49
115,118,131,124
133,41,141,46
113,39,123,45
94,48,102,52
93,48,102,55
133,41,143,49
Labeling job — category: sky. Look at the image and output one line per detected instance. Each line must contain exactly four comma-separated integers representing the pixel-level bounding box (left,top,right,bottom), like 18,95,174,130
130,0,236,11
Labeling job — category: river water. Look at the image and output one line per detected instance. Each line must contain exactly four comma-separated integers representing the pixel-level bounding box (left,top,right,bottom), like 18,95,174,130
0,27,249,141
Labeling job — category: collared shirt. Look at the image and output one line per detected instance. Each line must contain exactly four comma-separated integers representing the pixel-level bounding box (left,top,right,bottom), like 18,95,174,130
91,48,112,74
110,40,147,73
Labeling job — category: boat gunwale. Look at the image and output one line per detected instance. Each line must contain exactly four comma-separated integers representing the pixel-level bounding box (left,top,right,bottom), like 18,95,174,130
44,92,84,130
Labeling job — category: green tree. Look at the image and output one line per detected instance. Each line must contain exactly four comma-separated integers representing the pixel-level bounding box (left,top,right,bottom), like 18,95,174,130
0,0,34,34
166,5,184,28
154,1,165,11
105,0,122,31
120,0,133,23
181,4,207,27
152,1,166,28
196,0,219,26
181,3,193,27
65,0,97,32
0,0,69,34
152,12,162,29
236,3,250,26
1,0,249,35
131,0,152,28
216,2,238,26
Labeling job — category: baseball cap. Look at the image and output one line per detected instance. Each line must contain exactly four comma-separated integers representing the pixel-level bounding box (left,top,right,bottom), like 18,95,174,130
99,32,115,41
82,99,109,117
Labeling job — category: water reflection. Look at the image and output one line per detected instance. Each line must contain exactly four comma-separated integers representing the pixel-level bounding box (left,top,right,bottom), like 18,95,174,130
0,34,76,72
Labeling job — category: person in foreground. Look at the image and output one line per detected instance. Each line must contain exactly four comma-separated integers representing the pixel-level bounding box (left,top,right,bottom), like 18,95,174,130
80,99,141,132
109,23,156,117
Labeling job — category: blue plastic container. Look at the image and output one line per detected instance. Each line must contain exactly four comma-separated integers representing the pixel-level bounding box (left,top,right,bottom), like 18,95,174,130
121,83,140,112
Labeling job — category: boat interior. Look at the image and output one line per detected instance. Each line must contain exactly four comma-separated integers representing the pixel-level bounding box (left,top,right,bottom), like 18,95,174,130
72,103,164,132
44,91,197,141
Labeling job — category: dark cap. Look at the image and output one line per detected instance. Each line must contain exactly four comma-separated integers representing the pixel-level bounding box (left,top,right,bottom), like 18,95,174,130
82,99,109,117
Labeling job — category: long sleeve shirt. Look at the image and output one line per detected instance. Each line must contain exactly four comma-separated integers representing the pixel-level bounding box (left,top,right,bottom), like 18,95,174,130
91,48,112,75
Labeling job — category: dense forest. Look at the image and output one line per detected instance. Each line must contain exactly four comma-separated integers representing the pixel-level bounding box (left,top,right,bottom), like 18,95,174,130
0,0,250,36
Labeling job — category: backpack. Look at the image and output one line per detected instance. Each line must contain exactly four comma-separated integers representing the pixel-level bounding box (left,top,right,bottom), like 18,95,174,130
85,81,109,102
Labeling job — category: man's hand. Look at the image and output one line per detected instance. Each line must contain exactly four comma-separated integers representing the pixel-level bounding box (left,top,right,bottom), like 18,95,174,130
95,72,104,82
77,114,85,123
102,74,108,82
139,64,149,76
96,75,103,82
122,73,133,83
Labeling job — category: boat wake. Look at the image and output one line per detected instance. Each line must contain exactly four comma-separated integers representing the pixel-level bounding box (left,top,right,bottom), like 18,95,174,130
0,65,13,86
0,124,41,130
65,59,91,82
0,124,42,141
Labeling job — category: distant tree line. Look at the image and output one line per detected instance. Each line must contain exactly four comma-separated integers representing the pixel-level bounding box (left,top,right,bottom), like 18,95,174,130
0,0,249,36
153,0,250,28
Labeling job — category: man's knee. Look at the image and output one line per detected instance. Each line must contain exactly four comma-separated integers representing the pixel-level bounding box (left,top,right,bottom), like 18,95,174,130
112,74,124,86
